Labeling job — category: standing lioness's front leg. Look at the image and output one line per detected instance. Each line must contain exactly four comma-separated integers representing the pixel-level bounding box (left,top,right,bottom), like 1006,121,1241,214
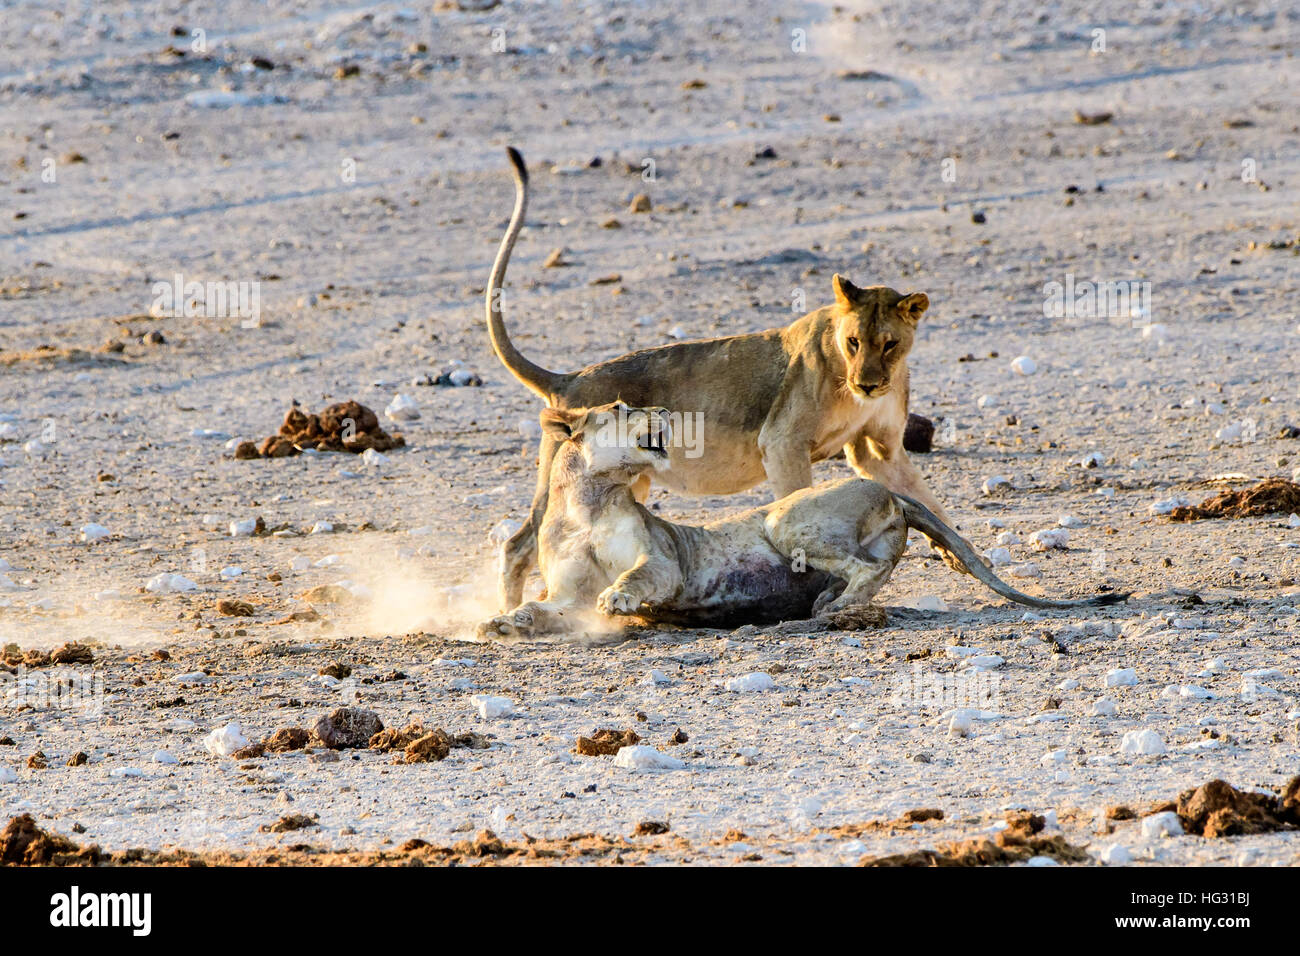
845,432,950,525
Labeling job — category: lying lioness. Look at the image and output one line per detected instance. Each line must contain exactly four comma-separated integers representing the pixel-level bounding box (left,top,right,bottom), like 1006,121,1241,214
477,402,1125,639
488,147,956,611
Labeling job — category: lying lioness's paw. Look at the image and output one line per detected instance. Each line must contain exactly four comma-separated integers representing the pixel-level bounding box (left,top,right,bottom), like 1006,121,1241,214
597,587,641,615
476,609,535,638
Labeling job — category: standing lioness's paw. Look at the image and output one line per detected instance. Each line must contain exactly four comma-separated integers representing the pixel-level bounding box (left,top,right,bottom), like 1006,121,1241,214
597,587,641,615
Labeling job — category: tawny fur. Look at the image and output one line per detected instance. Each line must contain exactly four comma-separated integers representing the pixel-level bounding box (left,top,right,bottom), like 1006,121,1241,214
487,147,955,611
477,403,1126,639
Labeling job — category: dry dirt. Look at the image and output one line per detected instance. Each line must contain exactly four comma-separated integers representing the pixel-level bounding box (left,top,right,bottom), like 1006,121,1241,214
0,0,1298,865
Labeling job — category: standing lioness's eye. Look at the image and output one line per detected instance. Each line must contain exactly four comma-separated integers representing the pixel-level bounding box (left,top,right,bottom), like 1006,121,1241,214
846,337,859,355
882,340,897,355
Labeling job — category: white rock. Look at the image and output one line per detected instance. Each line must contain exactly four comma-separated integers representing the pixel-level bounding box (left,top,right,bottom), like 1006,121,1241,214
1090,697,1118,717
385,394,421,421
948,709,976,737
995,531,1020,545
977,394,998,409
984,547,1013,567
291,556,310,571
145,572,198,594
310,521,334,535
1057,514,1085,528
1100,843,1132,865
905,594,948,612
1227,556,1245,568
518,418,543,440
1105,668,1138,688
966,655,1004,670
644,669,671,686
1010,355,1037,375
726,672,776,692
1120,729,1166,756
1039,749,1067,766
0,766,16,784
229,518,258,537
1025,856,1058,867
982,475,1012,495
1029,528,1070,551
203,722,248,757
151,750,179,765
0,573,21,591
1056,678,1079,691
219,566,243,580
1008,562,1041,578
1141,811,1183,838
1288,513,1300,529
488,519,522,545
109,767,144,778
1148,495,1190,516
361,448,388,467
1078,452,1106,468
80,523,111,542
613,745,685,771
470,694,515,719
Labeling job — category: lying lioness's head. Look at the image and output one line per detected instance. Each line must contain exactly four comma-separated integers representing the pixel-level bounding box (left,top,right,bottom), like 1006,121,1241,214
541,401,671,477
831,274,929,400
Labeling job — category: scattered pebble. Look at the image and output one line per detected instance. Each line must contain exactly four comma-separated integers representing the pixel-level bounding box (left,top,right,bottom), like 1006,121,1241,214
1105,668,1138,688
1141,811,1183,837
470,695,515,719
1029,529,1070,551
1120,729,1166,756
981,475,1012,495
385,394,420,421
726,672,776,692
145,572,198,594
203,722,249,757
613,745,685,771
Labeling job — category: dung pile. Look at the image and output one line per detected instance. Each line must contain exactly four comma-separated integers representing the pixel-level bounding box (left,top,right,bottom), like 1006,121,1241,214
859,811,1089,867
1175,777,1300,837
235,401,405,459
1168,478,1300,521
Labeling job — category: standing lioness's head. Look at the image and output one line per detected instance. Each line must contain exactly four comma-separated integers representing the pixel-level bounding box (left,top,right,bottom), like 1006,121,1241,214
830,274,929,400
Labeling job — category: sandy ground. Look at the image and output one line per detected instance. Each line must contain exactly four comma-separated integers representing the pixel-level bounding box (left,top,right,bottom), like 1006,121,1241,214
1,0,1298,865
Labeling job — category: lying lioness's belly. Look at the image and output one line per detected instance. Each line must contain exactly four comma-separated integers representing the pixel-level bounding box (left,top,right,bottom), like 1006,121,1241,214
645,521,834,627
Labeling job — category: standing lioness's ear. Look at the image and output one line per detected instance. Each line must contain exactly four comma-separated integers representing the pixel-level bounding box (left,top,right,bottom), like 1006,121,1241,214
832,274,862,308
898,292,929,324
540,406,584,441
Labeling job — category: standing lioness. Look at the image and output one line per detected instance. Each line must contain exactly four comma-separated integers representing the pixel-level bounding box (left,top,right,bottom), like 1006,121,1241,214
489,147,952,611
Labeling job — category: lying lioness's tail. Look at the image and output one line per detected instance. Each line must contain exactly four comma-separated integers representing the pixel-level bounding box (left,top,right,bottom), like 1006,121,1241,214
895,494,1129,610
485,147,568,403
